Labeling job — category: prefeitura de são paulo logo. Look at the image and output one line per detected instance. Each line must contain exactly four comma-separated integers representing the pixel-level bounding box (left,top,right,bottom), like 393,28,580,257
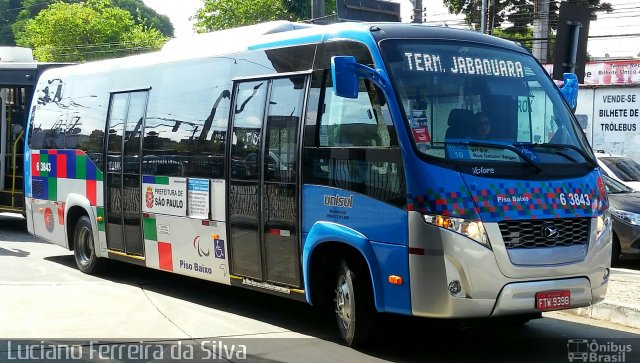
146,186,154,209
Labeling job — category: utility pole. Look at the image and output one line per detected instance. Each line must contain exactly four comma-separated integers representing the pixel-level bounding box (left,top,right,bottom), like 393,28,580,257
532,0,550,62
481,0,487,33
312,0,325,22
413,0,423,23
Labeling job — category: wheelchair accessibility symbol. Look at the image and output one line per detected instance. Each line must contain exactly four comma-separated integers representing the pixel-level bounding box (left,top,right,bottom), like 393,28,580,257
214,239,225,259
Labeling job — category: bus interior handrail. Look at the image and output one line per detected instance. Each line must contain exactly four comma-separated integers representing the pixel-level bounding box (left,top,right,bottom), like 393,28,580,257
12,129,24,207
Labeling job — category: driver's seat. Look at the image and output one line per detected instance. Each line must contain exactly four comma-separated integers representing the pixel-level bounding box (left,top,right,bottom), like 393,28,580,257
445,109,474,139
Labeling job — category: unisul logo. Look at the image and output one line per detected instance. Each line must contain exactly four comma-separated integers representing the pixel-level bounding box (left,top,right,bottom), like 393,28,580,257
323,194,354,208
567,339,632,362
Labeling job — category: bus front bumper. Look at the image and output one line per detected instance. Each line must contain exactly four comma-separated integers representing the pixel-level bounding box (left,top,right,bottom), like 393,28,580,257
407,212,610,318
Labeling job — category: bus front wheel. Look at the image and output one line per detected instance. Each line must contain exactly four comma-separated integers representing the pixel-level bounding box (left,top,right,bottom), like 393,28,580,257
334,260,373,347
73,215,103,274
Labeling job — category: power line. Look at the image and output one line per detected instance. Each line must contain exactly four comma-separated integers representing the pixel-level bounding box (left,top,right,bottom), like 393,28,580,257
508,33,640,41
53,45,159,58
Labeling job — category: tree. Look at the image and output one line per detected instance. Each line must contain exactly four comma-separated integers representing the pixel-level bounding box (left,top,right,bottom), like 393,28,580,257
0,0,22,45
15,0,167,62
492,27,533,50
111,0,174,37
11,0,173,44
282,0,336,20
193,0,336,33
442,0,613,35
193,0,288,32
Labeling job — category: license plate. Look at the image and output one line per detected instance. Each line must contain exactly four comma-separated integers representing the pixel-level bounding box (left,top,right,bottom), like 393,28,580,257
535,290,571,311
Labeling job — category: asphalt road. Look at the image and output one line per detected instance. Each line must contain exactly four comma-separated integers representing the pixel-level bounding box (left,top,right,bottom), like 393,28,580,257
1,213,639,363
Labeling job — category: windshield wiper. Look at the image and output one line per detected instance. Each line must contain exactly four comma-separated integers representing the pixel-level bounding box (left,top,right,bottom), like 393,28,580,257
515,143,598,169
451,140,542,172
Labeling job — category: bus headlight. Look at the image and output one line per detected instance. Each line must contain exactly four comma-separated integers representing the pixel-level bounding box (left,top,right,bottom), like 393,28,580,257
423,214,491,249
595,209,611,240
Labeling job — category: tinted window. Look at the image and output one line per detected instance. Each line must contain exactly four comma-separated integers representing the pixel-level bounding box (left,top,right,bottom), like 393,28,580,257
314,41,374,70
230,81,268,180
303,72,405,207
264,77,305,183
143,58,233,178
123,92,148,174
380,40,594,166
319,77,396,148
600,157,640,182
28,78,66,150
106,94,128,173
29,75,108,169
604,175,632,194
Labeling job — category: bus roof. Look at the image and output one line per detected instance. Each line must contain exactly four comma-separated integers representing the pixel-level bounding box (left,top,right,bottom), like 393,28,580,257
34,21,528,81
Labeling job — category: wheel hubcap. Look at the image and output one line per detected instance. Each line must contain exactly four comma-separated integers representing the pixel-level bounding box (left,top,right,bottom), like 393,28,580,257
78,227,93,266
335,275,352,330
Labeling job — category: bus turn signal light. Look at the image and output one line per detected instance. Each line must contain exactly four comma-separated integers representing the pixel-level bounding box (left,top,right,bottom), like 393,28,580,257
388,275,403,285
96,216,103,223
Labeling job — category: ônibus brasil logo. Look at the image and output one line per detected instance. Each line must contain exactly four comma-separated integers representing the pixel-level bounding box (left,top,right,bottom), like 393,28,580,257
193,236,210,257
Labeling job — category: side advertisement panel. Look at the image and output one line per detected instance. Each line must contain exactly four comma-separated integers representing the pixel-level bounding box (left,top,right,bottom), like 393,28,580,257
143,214,230,285
142,176,187,216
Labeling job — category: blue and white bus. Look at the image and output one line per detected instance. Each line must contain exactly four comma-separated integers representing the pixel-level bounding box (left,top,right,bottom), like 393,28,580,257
25,21,612,346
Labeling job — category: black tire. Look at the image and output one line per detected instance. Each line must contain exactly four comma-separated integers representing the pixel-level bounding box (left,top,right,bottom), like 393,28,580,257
334,260,374,347
73,215,103,274
611,234,621,267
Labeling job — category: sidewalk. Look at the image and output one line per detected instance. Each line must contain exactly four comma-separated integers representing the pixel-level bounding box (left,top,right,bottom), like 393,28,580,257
561,266,640,329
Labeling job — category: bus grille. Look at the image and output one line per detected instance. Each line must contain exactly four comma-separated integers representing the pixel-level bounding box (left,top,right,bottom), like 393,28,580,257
498,218,590,249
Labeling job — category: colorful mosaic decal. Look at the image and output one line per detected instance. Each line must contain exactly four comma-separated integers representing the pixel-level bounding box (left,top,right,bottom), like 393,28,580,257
407,185,479,218
29,150,103,205
407,171,609,222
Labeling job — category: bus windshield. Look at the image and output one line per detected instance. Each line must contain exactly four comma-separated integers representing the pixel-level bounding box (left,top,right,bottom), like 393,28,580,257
379,40,594,167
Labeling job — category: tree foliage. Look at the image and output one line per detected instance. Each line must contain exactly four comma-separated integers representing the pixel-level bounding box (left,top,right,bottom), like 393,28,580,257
9,0,172,46
442,0,613,35
281,0,336,20
111,0,174,37
15,0,167,62
0,0,22,45
193,0,288,32
193,0,336,32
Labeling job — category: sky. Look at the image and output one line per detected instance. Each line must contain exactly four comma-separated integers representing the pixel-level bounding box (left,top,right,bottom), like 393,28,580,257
142,0,640,59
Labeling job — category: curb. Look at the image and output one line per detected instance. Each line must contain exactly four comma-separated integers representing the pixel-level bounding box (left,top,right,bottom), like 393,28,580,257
562,302,640,330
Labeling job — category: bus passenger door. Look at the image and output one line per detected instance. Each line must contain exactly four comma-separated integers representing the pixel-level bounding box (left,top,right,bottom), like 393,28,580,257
228,76,305,288
105,91,148,257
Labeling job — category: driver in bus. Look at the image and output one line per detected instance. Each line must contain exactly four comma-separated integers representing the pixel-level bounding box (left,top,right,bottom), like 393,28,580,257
472,112,492,140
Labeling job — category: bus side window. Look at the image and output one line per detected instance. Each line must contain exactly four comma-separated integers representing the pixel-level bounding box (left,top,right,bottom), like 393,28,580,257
143,57,232,179
303,71,405,207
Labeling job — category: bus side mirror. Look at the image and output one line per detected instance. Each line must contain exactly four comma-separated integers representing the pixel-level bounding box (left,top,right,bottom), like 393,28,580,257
331,56,390,99
559,72,578,112
331,56,359,99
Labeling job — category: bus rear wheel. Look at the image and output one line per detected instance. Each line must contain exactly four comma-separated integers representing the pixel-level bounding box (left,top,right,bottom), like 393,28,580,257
334,260,373,347
73,215,103,274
